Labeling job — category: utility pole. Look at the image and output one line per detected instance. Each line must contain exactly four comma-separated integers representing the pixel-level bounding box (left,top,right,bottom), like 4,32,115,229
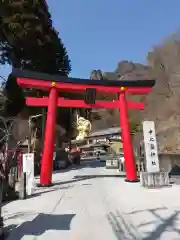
28,118,31,154
41,108,46,148
20,114,43,200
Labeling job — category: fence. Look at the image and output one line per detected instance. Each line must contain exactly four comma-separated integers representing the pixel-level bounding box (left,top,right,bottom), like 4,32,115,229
119,162,146,176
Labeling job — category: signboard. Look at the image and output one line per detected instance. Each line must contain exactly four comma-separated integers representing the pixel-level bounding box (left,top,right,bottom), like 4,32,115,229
142,121,160,173
22,153,35,195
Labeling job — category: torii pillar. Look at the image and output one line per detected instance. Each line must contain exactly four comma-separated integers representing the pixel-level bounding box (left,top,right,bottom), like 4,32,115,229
40,82,57,186
119,87,137,182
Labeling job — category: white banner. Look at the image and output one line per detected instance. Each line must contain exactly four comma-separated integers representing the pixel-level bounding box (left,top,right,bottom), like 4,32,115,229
22,153,35,196
143,121,160,173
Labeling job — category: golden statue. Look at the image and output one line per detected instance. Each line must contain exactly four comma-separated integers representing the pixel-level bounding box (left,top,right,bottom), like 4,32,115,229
76,114,91,140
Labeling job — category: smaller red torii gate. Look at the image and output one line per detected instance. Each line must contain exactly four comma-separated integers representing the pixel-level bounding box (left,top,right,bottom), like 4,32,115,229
12,69,155,186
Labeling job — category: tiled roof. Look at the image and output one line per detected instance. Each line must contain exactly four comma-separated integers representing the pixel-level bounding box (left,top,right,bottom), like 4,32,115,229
87,127,121,138
80,142,110,149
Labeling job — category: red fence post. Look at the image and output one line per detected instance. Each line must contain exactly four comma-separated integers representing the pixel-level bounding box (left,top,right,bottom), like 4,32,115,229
40,83,57,186
119,88,138,182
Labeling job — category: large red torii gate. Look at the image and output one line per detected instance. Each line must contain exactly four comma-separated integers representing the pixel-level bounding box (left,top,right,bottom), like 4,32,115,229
12,69,155,186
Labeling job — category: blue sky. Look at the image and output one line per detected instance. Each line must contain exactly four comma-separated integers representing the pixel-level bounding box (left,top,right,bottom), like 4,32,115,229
0,0,180,79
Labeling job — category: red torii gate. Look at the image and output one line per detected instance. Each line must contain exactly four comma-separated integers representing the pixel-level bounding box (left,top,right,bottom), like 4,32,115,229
12,69,155,186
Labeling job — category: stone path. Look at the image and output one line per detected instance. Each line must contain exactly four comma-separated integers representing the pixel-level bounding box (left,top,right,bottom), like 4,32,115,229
3,160,180,239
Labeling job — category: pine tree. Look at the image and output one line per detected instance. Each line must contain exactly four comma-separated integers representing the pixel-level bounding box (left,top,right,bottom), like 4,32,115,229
0,0,71,116
0,0,71,74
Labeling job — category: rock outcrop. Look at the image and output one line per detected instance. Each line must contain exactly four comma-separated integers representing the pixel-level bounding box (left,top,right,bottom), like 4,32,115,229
91,51,180,153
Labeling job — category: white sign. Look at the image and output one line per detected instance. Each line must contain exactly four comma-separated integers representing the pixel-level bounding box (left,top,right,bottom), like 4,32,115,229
22,153,35,196
53,152,56,161
143,121,160,173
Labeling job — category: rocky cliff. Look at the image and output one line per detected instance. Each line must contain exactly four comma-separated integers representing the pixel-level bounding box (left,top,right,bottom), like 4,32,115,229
91,44,180,154
91,61,153,132
141,38,180,153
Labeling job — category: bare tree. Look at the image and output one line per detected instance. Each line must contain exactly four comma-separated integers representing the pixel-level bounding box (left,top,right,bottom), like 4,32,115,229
140,32,180,153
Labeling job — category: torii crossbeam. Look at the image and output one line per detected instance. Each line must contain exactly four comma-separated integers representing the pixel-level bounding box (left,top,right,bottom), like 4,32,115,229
12,68,155,186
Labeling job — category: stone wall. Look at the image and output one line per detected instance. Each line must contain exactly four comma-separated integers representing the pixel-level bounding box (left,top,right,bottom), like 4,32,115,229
158,153,180,172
